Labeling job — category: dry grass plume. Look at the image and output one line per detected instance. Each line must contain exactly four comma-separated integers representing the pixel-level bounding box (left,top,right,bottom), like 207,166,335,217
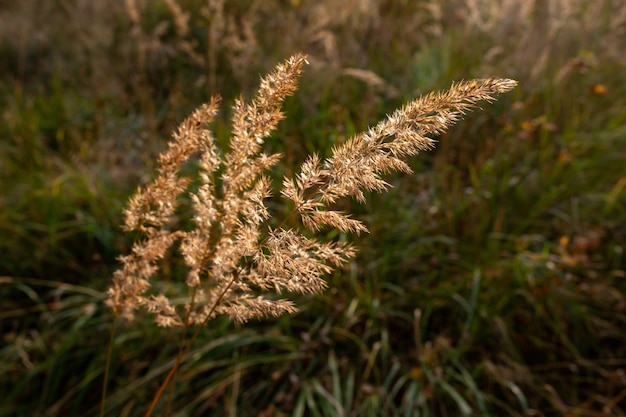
106,53,516,330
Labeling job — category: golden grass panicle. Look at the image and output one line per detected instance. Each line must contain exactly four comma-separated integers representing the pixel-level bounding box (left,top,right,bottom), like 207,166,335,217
107,53,517,326
282,78,518,235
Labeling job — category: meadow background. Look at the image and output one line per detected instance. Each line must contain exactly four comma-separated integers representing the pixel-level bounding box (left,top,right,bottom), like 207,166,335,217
1,0,625,416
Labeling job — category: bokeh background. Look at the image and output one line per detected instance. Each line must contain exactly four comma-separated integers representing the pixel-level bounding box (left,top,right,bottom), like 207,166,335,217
1,0,625,416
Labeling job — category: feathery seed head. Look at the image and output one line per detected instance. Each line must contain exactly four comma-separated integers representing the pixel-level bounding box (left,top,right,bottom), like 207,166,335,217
107,54,516,327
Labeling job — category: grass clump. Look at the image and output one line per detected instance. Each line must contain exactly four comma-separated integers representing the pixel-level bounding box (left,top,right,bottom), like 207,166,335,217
104,53,516,415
